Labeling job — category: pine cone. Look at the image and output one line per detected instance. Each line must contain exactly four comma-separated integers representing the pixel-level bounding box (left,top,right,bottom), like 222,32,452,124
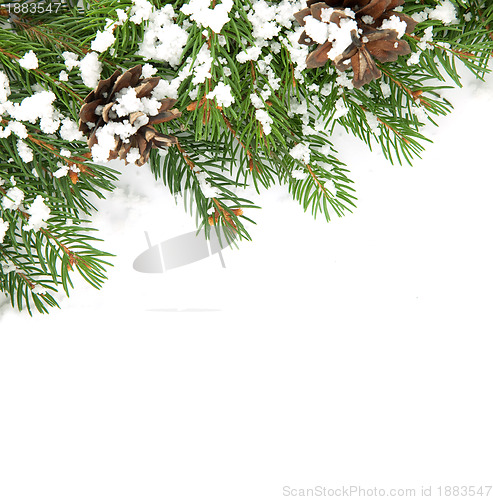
294,0,417,88
78,65,181,166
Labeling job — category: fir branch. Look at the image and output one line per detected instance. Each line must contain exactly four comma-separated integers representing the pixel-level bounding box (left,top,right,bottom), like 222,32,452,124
1,0,492,313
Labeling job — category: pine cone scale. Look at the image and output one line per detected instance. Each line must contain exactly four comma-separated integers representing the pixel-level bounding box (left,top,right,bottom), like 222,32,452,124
306,40,335,68
379,11,418,33
159,99,178,113
148,109,183,125
351,49,382,87
309,3,329,21
294,8,311,26
79,99,103,123
101,102,114,123
78,65,181,166
134,78,161,99
85,70,121,103
357,0,393,20
366,38,411,62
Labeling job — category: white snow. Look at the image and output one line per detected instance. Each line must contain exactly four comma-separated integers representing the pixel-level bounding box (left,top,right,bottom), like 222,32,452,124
16,140,33,163
59,118,84,142
129,0,154,24
189,45,213,85
113,87,160,118
412,9,429,23
0,70,10,107
113,88,145,117
141,64,157,78
380,82,392,99
31,284,48,294
429,0,458,25
0,218,9,244
285,28,309,79
61,51,79,71
53,162,69,178
0,260,17,272
181,0,233,34
0,126,11,139
303,15,329,44
365,111,380,134
23,195,50,232
152,77,181,100
255,108,273,135
250,93,264,109
115,8,128,24
8,91,57,126
2,186,24,210
206,82,235,108
247,0,299,40
236,45,263,63
323,13,359,61
137,5,188,68
333,98,349,119
289,142,311,164
91,29,116,53
79,52,102,88
291,169,308,180
18,50,38,70
1,68,493,500
5,121,28,139
126,148,141,164
380,15,408,38
247,0,282,40
407,52,420,66
196,173,220,198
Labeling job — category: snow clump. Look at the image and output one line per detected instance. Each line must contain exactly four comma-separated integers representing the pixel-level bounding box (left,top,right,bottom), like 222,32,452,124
79,52,102,88
206,82,235,108
17,140,33,163
137,4,188,68
18,50,39,70
289,143,311,164
181,0,234,34
429,0,458,25
24,196,51,232
0,218,9,244
2,187,25,211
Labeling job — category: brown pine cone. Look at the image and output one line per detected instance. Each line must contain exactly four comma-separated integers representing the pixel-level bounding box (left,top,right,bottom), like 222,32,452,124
78,65,181,166
294,0,418,88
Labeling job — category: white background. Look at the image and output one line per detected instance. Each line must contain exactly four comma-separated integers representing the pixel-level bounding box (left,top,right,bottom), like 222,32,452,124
1,63,492,499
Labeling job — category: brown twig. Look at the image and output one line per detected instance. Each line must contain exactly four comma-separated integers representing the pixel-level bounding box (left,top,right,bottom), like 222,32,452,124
27,136,93,182
477,8,493,46
219,108,259,172
176,140,196,171
250,61,256,84
210,198,240,231
407,34,476,59
176,142,243,231
40,228,86,271
377,117,410,144
306,163,332,199
358,105,411,145
378,65,431,108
